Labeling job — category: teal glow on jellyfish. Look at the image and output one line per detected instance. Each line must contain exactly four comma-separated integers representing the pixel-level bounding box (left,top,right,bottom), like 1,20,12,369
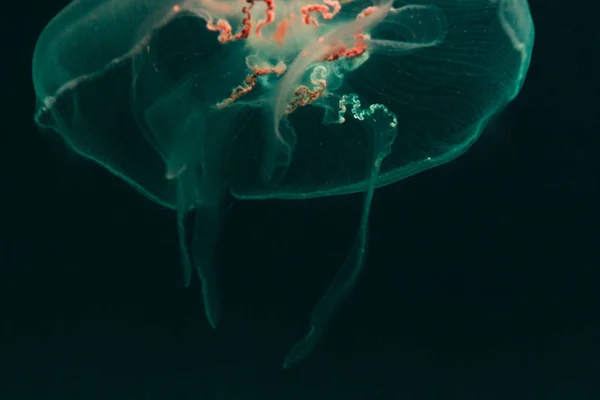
32,0,534,367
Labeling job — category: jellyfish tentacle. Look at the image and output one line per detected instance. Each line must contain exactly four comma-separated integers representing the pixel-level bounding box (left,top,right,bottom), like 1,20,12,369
189,110,236,329
192,201,222,328
284,96,397,368
174,170,197,288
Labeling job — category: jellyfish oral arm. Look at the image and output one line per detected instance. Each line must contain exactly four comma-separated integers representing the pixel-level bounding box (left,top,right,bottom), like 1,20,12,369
283,97,398,368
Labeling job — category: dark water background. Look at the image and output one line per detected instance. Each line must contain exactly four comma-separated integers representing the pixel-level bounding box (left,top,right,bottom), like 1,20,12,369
1,0,598,398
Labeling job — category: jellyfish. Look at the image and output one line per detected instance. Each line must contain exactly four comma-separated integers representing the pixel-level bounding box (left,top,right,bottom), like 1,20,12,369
32,0,535,367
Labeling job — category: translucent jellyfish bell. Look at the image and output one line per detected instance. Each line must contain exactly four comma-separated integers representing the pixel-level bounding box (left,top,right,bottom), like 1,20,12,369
32,0,534,367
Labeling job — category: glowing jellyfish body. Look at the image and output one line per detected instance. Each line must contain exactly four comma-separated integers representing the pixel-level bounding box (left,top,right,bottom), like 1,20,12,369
32,0,534,367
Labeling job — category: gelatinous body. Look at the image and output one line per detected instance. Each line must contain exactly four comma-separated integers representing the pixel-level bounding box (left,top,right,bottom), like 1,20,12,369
32,0,534,367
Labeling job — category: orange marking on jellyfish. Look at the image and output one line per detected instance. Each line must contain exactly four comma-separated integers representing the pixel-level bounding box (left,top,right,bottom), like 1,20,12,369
273,18,289,44
216,61,286,108
301,0,342,28
238,5,253,38
323,0,342,15
285,78,326,114
255,0,277,37
324,36,367,61
205,1,253,43
206,19,234,42
301,5,329,27
285,66,327,114
357,6,378,19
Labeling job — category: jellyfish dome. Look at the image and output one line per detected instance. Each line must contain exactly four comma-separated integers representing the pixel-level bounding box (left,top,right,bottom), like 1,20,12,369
32,0,534,367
